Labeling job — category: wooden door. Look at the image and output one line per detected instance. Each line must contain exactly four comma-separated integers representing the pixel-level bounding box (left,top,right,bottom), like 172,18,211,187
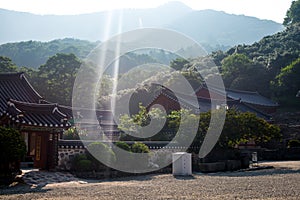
33,132,49,169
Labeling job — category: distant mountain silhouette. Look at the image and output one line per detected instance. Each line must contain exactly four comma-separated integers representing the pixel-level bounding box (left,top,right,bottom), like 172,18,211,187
164,9,283,46
0,1,283,49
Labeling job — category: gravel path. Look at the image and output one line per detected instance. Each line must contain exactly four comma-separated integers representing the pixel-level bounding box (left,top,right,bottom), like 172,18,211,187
1,161,300,200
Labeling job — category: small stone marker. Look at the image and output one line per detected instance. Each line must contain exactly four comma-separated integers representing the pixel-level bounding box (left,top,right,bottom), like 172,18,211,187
172,152,192,176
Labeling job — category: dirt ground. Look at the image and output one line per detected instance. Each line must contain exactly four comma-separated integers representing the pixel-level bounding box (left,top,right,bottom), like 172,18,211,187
0,161,300,200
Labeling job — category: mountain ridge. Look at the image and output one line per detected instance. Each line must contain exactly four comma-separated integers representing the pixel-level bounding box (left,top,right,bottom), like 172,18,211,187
0,2,283,46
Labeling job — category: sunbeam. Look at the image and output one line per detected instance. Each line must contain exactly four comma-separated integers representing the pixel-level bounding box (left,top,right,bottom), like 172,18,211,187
111,10,124,114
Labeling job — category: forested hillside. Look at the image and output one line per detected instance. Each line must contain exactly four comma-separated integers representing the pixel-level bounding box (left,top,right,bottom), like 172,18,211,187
214,24,300,76
209,0,300,110
1,22,299,109
165,9,282,46
0,38,98,68
210,23,300,106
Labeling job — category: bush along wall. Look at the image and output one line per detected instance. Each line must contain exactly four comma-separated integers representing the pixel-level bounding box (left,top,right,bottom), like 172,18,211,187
0,127,26,185
69,141,155,178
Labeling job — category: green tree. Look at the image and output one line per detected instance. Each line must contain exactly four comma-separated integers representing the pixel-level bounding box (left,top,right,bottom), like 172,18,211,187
170,58,190,71
283,0,300,26
119,105,169,141
119,105,281,152
221,53,269,94
217,109,281,148
167,109,200,143
168,109,281,151
34,53,81,105
221,54,252,85
273,57,300,96
0,56,18,72
19,66,37,78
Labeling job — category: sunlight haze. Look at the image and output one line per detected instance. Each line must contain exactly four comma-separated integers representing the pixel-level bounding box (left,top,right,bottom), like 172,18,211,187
0,0,294,23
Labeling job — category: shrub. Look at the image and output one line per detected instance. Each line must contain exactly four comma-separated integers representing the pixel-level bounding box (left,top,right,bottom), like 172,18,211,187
0,127,26,185
131,142,150,169
73,153,88,161
86,142,116,171
288,139,300,148
71,153,88,171
76,160,92,172
113,141,133,170
115,141,131,151
63,127,80,140
131,142,150,153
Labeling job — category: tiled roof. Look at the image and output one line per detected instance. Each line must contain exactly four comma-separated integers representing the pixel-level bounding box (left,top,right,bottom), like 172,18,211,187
227,101,271,120
1,99,70,128
226,89,278,107
153,86,229,113
0,72,119,129
0,72,68,128
57,105,119,132
148,86,271,120
0,72,43,111
195,85,278,107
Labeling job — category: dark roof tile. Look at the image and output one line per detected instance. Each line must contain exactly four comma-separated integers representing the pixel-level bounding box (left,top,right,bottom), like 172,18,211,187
0,72,43,111
195,85,278,107
2,99,70,127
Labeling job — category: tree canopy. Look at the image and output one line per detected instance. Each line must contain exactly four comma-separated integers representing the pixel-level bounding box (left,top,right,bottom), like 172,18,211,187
210,19,300,101
170,58,190,71
220,53,268,94
273,57,300,97
221,53,253,85
218,110,281,148
283,0,300,26
33,53,81,105
0,56,18,72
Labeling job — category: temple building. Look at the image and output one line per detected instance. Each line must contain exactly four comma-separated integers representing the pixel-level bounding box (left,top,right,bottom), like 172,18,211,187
195,85,279,115
0,72,120,169
0,73,70,169
147,84,278,120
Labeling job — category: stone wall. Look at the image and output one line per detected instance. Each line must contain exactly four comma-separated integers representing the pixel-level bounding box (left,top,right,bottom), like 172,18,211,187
56,140,191,171
57,144,86,171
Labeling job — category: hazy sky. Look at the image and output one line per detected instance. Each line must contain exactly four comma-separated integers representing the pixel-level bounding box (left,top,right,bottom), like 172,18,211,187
0,0,293,23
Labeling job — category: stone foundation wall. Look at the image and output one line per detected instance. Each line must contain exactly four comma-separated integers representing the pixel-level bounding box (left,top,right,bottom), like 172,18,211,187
56,140,200,171
57,146,86,171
